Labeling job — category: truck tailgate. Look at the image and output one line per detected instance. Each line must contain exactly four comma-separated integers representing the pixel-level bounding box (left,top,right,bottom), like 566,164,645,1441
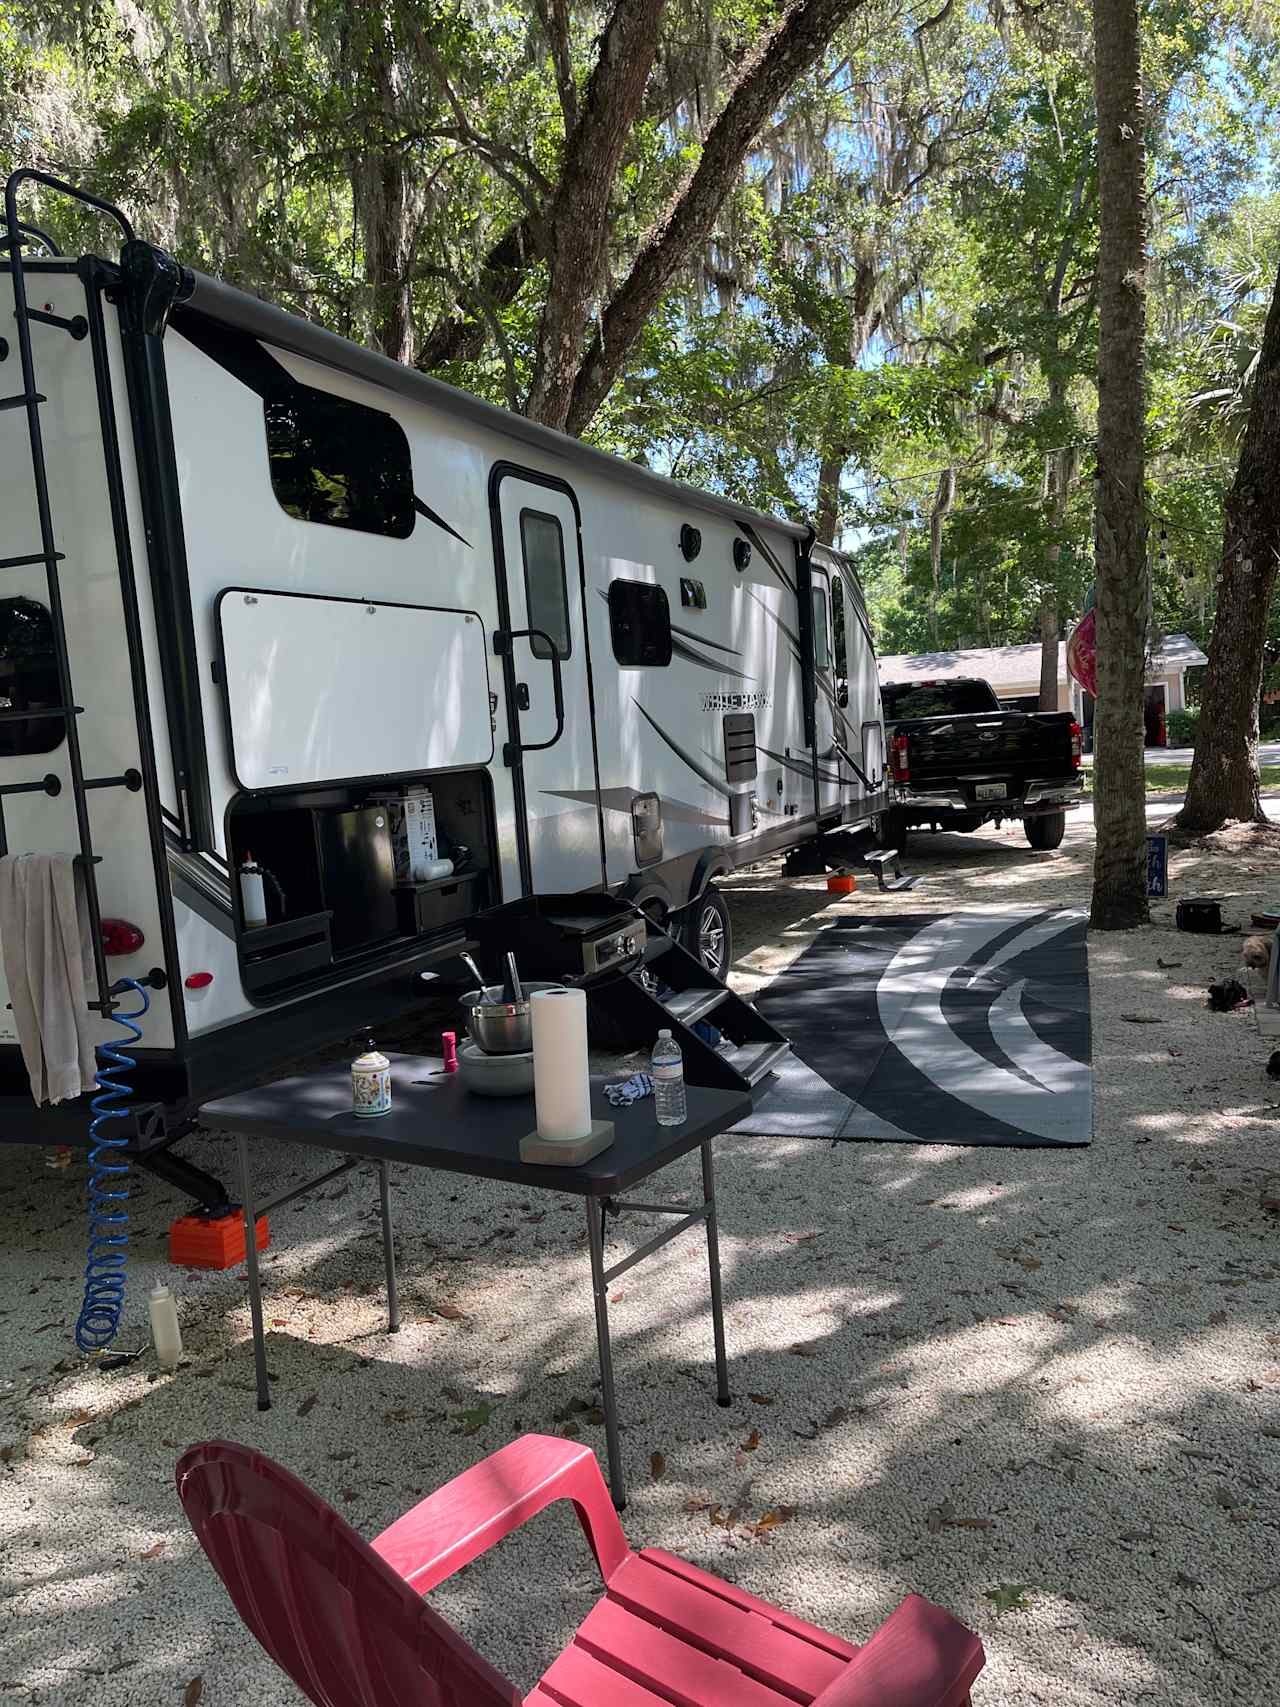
899,711,1075,789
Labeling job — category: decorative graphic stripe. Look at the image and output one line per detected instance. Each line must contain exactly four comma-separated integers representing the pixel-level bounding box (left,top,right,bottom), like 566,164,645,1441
759,745,840,787
413,494,471,548
669,634,754,680
742,523,797,595
744,587,803,668
633,702,733,799
668,623,743,657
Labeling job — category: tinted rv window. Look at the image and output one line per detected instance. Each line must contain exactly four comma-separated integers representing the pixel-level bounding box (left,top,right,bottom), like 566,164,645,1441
811,586,831,669
0,598,65,756
608,580,672,667
520,510,571,660
264,385,415,538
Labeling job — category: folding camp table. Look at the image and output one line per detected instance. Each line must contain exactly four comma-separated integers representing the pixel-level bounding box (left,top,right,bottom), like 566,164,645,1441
199,1054,750,1506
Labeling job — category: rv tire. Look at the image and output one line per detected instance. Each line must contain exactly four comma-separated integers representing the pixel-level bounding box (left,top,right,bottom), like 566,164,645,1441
685,883,732,980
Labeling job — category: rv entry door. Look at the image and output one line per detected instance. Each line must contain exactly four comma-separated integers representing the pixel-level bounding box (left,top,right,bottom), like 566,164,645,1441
809,560,841,816
491,469,605,894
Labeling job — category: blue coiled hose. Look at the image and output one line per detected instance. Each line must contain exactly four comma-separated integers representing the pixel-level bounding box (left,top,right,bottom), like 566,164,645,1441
75,978,149,1353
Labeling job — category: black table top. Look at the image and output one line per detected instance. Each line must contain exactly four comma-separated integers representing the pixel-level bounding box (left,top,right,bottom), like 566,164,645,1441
198,1054,751,1197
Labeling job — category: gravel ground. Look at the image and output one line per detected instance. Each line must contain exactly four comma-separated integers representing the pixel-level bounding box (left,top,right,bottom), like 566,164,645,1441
2,811,1280,1705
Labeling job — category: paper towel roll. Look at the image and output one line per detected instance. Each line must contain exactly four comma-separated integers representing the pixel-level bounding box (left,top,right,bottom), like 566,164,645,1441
531,986,592,1142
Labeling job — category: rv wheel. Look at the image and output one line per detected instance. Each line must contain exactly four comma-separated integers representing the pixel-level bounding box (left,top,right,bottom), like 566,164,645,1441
686,884,732,979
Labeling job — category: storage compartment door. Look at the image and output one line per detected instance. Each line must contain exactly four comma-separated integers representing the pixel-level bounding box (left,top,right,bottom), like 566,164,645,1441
217,589,493,790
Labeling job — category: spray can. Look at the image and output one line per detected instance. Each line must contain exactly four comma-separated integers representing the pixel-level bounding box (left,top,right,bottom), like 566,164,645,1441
352,1041,392,1117
239,853,268,928
148,1282,183,1369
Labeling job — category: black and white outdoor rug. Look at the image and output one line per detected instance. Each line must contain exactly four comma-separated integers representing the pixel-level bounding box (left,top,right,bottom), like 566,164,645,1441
731,907,1092,1148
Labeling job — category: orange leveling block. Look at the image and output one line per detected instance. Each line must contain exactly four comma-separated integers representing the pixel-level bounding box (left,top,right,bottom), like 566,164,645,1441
169,1211,269,1270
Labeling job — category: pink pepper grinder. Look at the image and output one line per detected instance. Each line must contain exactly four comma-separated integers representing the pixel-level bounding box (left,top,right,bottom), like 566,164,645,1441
441,1030,458,1073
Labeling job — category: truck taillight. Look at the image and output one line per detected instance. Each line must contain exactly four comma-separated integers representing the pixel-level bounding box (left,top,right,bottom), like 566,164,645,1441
891,733,910,782
1069,720,1083,769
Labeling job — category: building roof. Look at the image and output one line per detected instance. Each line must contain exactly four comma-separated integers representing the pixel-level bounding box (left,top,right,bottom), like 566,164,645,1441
878,633,1207,688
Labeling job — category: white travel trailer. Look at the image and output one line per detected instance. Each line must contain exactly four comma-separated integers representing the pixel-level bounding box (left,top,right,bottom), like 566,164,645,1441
0,173,889,1178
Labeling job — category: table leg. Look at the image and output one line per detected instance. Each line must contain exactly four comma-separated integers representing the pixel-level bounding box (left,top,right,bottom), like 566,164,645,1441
701,1141,730,1407
586,1197,626,1510
379,1160,400,1333
236,1134,270,1412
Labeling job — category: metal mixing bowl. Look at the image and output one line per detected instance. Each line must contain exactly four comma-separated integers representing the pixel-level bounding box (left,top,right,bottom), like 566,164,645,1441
460,981,565,1054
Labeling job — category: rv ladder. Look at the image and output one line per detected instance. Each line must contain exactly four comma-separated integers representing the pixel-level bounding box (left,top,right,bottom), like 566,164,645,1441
1,172,138,1015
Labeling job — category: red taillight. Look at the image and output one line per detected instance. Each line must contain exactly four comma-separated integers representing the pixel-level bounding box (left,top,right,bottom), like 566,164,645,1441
891,733,910,782
100,918,144,956
1069,720,1083,769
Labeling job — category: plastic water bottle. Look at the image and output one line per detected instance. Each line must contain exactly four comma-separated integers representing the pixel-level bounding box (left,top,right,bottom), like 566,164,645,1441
652,1029,687,1127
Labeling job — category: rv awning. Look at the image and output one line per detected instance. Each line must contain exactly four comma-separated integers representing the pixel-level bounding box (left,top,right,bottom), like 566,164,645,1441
179,269,810,543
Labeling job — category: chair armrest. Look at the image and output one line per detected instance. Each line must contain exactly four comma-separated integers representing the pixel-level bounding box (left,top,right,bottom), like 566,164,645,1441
811,1595,984,1707
371,1433,630,1594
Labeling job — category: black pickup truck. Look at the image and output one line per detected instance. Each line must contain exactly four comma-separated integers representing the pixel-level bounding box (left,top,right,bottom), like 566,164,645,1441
880,677,1084,850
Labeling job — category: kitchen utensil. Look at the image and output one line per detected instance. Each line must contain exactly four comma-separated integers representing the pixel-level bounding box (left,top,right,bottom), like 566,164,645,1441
460,981,565,1055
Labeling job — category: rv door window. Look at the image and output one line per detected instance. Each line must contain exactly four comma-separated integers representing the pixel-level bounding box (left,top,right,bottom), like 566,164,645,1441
0,598,66,756
265,384,415,539
519,509,571,660
608,580,672,667
811,586,831,670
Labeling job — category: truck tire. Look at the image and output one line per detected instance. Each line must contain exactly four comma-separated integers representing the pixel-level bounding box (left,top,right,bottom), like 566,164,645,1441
875,808,910,856
1025,811,1066,850
685,883,732,979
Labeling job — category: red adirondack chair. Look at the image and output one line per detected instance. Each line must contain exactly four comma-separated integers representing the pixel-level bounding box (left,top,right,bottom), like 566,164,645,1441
177,1433,984,1706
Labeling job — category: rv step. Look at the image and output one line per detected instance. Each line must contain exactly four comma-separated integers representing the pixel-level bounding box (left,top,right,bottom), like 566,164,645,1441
862,848,919,892
0,549,64,571
721,1038,790,1087
661,986,729,1028
0,392,45,412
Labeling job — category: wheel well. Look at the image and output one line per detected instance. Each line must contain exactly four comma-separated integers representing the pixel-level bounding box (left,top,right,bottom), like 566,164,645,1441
688,850,732,910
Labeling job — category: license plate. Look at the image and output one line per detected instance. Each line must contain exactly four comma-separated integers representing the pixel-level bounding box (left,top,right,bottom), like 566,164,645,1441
975,782,1007,801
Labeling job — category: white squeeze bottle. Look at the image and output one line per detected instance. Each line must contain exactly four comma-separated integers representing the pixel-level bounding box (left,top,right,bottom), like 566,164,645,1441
149,1282,183,1370
239,852,268,928
651,1029,687,1127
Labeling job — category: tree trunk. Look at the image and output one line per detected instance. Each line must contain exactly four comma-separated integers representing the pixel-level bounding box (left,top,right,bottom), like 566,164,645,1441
565,0,867,435
1038,595,1059,708
525,0,667,428
349,12,417,366
928,467,954,649
815,450,847,546
1089,0,1150,930
1174,252,1280,832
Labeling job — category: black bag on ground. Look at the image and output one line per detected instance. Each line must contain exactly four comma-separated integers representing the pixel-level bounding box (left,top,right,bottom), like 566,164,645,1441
1177,897,1226,933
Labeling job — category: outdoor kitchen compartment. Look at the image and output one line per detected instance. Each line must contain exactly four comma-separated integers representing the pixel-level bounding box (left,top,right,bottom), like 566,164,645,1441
227,767,498,1001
